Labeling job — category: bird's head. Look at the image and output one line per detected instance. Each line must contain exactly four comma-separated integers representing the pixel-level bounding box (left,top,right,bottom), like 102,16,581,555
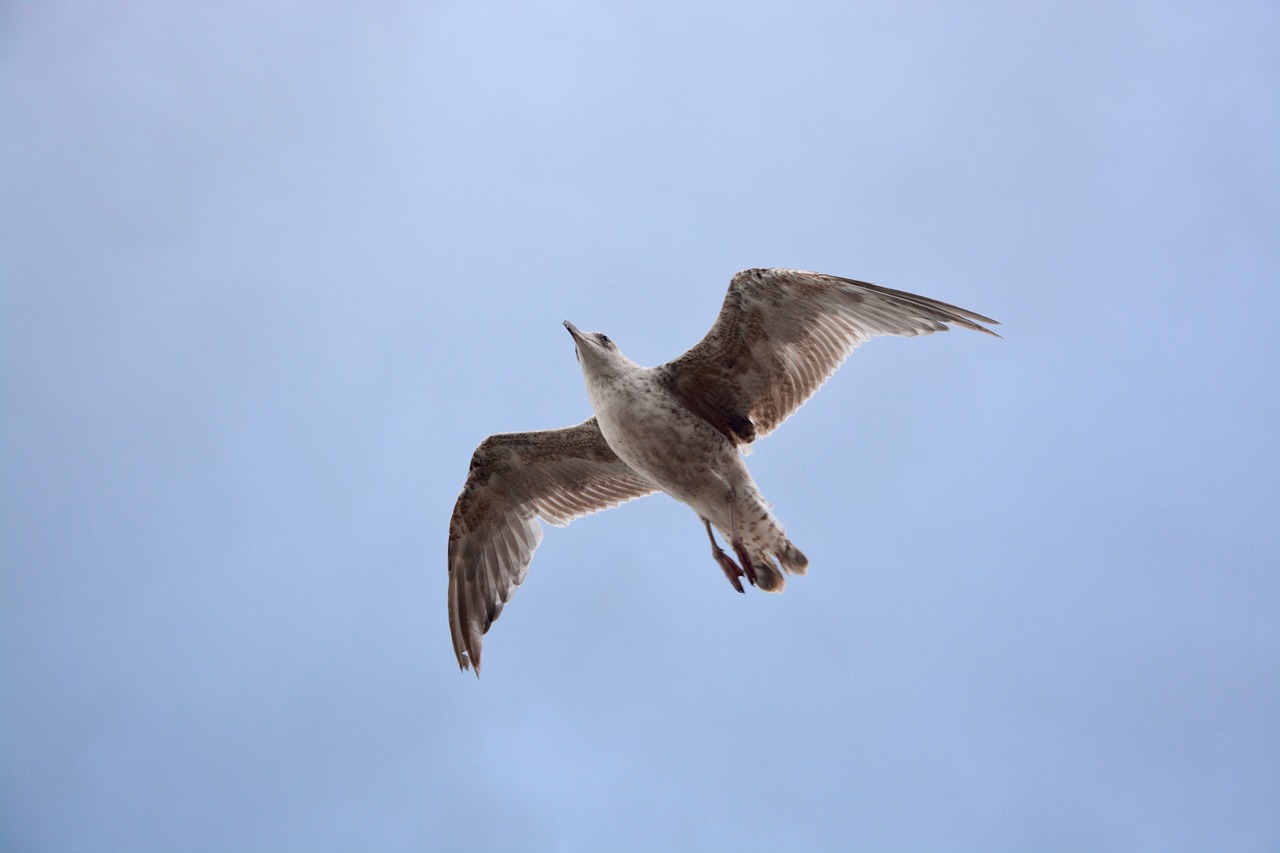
563,321,636,381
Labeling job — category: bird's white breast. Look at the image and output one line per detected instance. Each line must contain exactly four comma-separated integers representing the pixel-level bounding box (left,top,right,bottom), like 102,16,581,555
586,367,735,502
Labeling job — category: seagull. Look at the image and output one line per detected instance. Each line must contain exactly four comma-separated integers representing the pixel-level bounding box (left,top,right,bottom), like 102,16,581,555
447,268,999,673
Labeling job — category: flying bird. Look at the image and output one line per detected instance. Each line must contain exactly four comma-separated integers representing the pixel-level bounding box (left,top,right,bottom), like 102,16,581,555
447,268,999,673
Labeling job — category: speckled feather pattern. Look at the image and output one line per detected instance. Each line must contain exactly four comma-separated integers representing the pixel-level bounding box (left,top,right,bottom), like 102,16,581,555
447,419,656,672
658,268,999,444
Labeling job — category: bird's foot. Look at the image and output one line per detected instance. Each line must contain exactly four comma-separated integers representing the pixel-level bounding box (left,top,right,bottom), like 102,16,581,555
710,546,746,593
731,539,759,588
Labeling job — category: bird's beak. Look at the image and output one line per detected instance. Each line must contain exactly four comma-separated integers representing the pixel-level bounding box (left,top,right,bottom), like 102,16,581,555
563,321,582,340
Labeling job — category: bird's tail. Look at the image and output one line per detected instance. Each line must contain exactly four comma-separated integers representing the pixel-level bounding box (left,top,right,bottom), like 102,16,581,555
747,536,808,592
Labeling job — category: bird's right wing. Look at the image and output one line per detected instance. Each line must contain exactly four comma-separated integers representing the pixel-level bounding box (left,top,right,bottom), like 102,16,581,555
447,417,657,674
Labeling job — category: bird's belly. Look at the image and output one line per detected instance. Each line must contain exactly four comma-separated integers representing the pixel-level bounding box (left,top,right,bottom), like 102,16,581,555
595,389,734,501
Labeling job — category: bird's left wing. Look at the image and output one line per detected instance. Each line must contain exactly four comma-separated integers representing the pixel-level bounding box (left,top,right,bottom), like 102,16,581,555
657,268,1000,444
448,417,657,674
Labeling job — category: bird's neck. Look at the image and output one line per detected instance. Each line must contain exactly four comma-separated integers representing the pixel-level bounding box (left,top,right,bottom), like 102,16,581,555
581,362,647,415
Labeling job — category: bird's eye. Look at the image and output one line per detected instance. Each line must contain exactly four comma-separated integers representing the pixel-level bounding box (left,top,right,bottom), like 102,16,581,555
598,334,612,347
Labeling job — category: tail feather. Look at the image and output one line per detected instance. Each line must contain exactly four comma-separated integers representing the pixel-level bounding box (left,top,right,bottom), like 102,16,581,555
776,538,808,575
748,537,808,593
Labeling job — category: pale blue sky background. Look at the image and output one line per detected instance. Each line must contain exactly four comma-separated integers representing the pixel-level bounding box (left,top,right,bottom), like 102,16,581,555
3,2,1277,851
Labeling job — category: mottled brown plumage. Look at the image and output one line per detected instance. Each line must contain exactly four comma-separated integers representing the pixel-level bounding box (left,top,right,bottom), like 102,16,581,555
447,419,656,671
447,268,999,674
658,269,998,445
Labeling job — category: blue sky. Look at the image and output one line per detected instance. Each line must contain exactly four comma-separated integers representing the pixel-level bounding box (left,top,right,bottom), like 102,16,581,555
3,2,1277,850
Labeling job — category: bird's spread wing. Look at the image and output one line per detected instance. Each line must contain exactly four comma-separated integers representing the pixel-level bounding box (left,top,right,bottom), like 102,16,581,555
447,417,657,674
657,268,1000,444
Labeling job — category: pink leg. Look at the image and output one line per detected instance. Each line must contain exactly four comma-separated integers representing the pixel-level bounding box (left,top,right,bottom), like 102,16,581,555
702,518,745,593
727,499,759,588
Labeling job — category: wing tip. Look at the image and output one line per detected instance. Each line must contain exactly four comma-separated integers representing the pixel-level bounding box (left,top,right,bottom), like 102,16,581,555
449,597,483,675
456,651,482,677
933,303,999,338
454,623,485,677
958,317,1002,339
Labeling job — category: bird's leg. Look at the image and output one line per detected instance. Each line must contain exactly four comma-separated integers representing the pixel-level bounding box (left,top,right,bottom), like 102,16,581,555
702,517,745,594
727,498,759,588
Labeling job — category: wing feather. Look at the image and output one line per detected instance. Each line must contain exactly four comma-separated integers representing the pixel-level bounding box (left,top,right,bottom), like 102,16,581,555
447,417,657,674
657,268,999,443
